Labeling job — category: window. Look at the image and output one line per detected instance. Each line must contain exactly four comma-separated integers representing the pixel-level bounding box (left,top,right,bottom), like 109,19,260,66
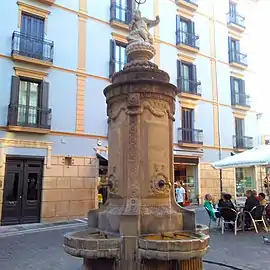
230,77,247,106
20,13,45,59
110,0,133,24
182,108,194,142
8,76,50,129
228,1,245,27
177,60,200,94
234,117,245,148
176,16,198,48
109,40,127,77
229,1,237,19
228,37,247,65
18,80,40,125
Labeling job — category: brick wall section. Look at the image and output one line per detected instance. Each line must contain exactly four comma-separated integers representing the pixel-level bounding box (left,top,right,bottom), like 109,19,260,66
41,156,98,222
200,163,235,203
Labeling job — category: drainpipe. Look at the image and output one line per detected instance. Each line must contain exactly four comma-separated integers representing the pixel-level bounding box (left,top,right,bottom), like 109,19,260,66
212,1,223,194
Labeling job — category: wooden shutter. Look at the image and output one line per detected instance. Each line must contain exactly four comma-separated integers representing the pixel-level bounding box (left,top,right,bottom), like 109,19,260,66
177,60,182,89
8,76,20,125
109,39,116,78
191,64,197,93
39,81,49,128
228,37,232,62
230,76,235,105
110,0,116,22
126,0,133,23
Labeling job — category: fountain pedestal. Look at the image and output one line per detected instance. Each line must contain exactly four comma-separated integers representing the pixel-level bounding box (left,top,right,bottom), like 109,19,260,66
64,12,209,270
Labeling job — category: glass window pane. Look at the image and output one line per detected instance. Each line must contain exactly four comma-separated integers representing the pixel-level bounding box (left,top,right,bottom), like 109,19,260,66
27,173,38,200
5,173,19,202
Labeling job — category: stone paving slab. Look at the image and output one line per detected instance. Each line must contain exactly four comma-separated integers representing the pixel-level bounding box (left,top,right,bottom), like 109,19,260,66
0,210,269,269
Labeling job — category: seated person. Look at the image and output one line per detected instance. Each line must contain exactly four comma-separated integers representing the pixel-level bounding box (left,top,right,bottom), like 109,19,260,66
204,194,221,221
218,191,226,209
258,192,267,206
244,190,260,212
244,190,260,229
219,193,236,210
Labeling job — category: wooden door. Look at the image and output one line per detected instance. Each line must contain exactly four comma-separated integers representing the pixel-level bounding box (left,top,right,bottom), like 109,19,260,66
1,158,43,225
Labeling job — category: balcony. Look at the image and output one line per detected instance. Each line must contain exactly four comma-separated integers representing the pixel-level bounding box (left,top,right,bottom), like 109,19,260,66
233,135,253,151
231,91,251,111
35,0,55,4
178,128,203,148
176,30,199,53
7,104,51,134
229,51,247,70
11,31,54,67
177,77,201,100
227,12,245,32
110,2,132,30
176,0,198,13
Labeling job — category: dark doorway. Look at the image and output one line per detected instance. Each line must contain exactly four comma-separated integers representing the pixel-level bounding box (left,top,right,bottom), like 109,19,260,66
1,157,43,226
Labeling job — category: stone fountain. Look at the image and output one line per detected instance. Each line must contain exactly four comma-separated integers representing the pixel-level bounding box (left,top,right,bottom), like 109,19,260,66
64,3,209,270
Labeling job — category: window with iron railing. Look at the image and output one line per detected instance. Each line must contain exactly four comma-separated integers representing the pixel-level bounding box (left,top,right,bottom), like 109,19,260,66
177,60,201,95
110,0,133,25
228,37,247,66
227,1,245,28
176,16,199,49
8,76,51,130
230,77,250,107
109,40,127,77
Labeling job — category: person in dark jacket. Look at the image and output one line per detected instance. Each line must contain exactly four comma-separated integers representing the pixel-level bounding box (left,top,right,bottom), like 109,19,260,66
220,193,236,210
218,191,226,209
244,189,260,229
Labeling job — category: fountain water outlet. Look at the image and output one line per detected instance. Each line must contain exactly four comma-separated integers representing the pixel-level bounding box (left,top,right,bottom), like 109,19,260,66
63,3,209,269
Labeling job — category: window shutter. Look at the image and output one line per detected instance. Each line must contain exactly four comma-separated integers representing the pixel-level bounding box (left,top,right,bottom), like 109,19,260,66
110,0,116,22
177,60,182,89
8,76,20,125
191,22,196,47
228,37,232,62
39,81,49,128
10,76,20,105
191,64,197,93
126,0,133,23
230,76,235,105
109,39,116,78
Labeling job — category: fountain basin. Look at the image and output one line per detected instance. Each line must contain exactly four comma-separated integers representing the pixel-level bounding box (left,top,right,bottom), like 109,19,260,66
63,229,121,259
138,232,209,261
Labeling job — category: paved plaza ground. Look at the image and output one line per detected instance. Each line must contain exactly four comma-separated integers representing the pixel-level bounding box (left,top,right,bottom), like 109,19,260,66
0,208,269,270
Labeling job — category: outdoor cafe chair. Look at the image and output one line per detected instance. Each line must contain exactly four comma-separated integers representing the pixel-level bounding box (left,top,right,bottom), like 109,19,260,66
205,207,220,229
245,205,268,233
220,207,242,235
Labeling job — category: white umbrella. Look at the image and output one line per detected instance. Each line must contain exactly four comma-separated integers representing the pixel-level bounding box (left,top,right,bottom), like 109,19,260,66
212,145,270,169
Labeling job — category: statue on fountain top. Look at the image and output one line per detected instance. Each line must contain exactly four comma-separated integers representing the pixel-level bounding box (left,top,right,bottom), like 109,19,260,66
127,9,160,45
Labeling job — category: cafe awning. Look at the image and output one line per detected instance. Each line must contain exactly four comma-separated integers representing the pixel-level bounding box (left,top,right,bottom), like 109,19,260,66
212,145,270,169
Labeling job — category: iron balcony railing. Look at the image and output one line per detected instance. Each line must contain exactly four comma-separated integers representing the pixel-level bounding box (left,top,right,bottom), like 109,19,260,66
110,1,132,25
178,128,203,145
231,91,251,107
109,59,126,77
233,135,253,150
227,12,245,28
177,77,202,96
176,30,199,49
11,31,54,63
8,104,52,129
229,50,247,66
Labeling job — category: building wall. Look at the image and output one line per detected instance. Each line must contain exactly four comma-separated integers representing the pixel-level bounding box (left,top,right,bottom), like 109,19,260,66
0,0,260,223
